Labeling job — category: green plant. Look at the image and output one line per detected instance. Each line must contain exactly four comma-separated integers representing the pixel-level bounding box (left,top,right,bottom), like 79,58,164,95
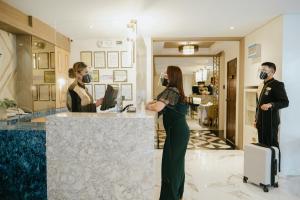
0,98,17,109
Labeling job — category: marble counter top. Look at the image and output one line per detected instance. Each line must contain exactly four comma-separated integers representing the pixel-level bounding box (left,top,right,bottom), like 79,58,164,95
47,110,156,119
46,111,156,200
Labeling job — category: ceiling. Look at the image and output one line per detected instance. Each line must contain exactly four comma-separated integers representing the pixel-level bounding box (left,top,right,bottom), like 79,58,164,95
3,0,300,39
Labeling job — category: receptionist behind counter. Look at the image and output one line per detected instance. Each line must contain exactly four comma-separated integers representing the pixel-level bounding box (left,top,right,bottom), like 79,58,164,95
67,62,103,112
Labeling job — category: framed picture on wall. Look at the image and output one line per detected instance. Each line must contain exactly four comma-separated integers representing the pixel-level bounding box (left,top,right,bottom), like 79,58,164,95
37,52,49,69
113,70,127,82
107,51,119,68
39,84,50,101
94,84,106,99
85,84,93,97
121,51,132,68
44,71,55,83
50,52,55,69
80,51,92,67
121,84,133,101
51,84,56,101
92,70,99,82
94,51,106,68
32,85,38,101
100,71,113,82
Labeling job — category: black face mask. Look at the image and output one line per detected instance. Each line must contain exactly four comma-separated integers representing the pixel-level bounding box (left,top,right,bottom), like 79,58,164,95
259,71,268,80
161,78,168,86
82,74,92,83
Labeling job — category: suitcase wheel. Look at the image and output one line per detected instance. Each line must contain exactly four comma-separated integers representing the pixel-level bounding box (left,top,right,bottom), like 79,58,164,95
274,182,279,188
263,186,269,192
243,176,248,183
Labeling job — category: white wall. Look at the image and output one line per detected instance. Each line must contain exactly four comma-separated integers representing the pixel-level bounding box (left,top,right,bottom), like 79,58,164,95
280,14,300,176
0,29,17,100
244,17,283,87
145,37,153,101
136,35,147,108
70,38,136,105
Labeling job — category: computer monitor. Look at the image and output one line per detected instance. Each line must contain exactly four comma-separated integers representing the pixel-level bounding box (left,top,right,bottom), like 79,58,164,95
100,85,119,110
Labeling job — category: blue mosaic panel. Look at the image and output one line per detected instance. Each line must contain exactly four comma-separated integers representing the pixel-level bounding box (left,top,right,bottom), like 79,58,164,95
0,123,47,200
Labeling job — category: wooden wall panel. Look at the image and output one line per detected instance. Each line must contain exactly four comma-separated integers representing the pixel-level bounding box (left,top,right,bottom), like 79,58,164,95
55,31,71,52
55,46,70,108
0,1,70,51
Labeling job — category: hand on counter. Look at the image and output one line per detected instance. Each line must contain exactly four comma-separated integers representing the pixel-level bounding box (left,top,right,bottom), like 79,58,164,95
96,98,103,107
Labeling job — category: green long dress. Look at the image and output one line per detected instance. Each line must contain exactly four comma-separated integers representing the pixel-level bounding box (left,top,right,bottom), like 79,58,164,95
157,87,190,200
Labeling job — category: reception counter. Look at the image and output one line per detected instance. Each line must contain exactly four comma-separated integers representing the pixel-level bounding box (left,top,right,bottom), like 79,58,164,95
46,111,156,200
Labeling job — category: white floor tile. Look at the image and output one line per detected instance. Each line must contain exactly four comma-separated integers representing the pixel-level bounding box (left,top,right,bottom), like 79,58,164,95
154,150,300,200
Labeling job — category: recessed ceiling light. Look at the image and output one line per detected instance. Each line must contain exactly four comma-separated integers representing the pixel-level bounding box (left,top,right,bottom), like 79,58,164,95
89,25,94,29
230,26,235,30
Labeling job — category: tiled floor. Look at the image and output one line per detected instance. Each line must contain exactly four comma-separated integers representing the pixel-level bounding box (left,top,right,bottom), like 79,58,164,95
156,117,233,150
155,130,233,150
154,150,300,200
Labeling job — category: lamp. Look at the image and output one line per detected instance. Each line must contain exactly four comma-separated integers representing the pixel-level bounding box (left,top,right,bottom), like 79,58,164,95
179,45,199,55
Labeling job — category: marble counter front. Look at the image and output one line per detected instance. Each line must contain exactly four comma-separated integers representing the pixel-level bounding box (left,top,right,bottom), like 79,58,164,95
46,111,156,200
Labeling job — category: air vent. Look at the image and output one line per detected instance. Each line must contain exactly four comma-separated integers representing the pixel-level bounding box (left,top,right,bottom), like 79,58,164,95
96,40,123,48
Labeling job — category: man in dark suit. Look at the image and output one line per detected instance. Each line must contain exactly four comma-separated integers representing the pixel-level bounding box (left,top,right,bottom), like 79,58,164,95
255,62,289,147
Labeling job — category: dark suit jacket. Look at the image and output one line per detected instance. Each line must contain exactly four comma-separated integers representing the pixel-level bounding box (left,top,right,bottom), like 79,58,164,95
256,78,289,128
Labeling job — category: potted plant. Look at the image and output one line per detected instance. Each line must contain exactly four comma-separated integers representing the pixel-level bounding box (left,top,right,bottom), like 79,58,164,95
0,98,17,120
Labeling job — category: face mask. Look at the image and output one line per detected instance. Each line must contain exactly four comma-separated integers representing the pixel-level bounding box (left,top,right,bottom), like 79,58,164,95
159,72,168,87
82,74,92,83
259,71,268,80
259,66,273,80
161,78,168,86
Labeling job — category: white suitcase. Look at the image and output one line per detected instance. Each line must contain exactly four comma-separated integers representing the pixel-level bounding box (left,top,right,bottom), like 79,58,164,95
243,143,279,192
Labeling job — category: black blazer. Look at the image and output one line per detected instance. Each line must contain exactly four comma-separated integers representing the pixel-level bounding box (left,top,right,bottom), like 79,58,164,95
256,78,289,127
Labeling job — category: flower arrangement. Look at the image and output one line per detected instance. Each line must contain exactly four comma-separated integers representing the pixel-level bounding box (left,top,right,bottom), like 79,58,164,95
0,98,17,109
0,98,17,120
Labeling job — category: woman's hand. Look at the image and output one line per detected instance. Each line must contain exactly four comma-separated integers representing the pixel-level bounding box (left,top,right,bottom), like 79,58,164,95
96,98,103,107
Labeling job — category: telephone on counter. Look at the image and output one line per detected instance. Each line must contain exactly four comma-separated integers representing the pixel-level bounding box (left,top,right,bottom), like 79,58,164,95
121,104,136,113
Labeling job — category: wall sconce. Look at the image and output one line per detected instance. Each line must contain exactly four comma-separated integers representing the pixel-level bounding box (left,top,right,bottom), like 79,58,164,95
57,78,66,90
126,20,137,41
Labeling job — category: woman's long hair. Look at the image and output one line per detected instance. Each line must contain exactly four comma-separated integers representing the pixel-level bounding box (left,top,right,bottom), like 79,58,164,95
167,66,186,102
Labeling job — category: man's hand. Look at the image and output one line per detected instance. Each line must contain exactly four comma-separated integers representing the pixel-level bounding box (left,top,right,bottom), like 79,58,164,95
260,103,272,111
253,120,257,128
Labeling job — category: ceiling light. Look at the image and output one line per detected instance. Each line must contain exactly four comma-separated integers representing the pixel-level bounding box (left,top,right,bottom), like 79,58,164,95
89,25,94,29
230,26,235,30
178,45,199,55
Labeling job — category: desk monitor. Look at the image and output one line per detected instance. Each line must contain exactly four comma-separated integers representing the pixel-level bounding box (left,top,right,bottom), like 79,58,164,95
100,85,119,110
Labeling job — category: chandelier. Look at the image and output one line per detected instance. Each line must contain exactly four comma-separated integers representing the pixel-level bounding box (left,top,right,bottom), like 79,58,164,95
178,45,199,55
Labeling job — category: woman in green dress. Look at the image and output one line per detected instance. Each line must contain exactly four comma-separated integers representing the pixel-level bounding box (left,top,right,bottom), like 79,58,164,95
146,66,190,200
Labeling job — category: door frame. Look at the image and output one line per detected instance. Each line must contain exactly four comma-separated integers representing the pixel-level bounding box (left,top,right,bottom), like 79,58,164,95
226,58,238,146
150,37,245,149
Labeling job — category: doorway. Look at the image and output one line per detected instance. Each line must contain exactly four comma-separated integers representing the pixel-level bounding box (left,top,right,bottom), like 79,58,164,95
226,58,237,145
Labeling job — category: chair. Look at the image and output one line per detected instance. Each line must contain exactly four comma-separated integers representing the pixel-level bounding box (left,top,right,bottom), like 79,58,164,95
207,104,218,127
